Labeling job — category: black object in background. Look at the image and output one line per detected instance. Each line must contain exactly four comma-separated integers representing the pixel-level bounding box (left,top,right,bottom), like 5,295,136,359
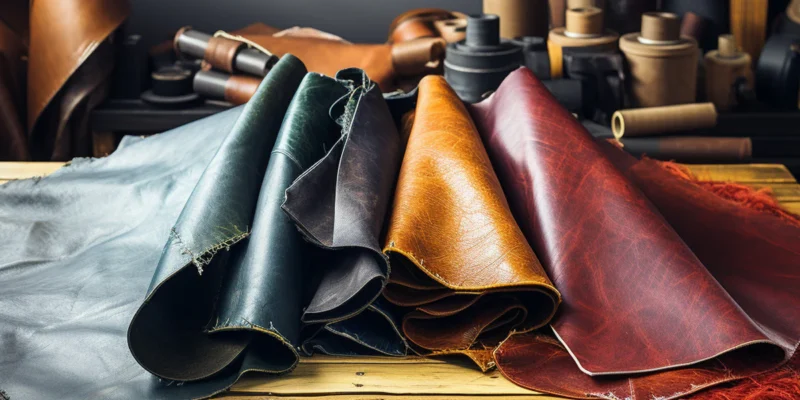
661,0,729,52
126,0,483,49
756,34,800,110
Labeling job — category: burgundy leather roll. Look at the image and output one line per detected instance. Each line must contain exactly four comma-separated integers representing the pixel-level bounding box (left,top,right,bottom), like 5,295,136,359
470,68,800,399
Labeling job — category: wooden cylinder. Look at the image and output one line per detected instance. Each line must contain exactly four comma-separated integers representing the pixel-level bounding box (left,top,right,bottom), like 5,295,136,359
730,0,769,61
640,12,681,43
565,7,604,36
619,137,752,162
704,35,753,111
483,0,549,39
619,12,698,107
612,103,718,138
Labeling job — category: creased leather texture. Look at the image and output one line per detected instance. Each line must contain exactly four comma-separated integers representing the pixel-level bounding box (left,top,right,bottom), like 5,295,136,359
282,68,406,357
381,75,560,370
0,56,402,399
470,68,800,399
27,0,129,160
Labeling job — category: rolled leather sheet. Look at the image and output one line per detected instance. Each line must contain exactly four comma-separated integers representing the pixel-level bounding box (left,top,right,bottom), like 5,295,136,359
471,68,800,399
281,68,406,356
0,56,302,399
128,56,407,395
387,8,467,44
382,75,561,370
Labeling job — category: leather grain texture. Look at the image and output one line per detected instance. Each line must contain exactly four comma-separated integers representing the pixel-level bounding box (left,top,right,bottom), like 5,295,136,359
0,56,403,399
282,68,407,357
27,0,129,160
382,75,560,369
471,68,800,399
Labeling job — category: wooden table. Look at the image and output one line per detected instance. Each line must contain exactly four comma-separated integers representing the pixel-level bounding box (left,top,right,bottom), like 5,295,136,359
2,162,798,399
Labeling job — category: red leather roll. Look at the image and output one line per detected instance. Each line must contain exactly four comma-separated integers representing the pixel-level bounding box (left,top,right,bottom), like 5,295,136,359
470,68,800,399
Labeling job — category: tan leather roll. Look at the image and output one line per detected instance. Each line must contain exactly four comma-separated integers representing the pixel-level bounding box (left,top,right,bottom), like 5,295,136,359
204,36,245,74
391,19,438,43
432,19,467,43
704,35,753,111
391,37,446,76
223,75,261,105
387,8,467,44
483,0,549,39
612,103,718,138
730,0,769,61
619,12,698,107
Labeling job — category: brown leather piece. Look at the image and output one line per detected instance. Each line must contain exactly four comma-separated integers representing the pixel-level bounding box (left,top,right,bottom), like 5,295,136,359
238,31,395,91
391,37,446,76
223,75,261,105
382,75,560,369
387,8,466,44
27,0,129,159
471,68,800,398
204,36,245,73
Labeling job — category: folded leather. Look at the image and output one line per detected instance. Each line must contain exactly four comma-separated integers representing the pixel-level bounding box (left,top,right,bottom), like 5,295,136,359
282,68,406,356
27,0,129,160
382,75,560,369
470,68,800,398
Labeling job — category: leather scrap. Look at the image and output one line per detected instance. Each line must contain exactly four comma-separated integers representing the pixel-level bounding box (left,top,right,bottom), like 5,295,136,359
470,67,800,399
382,75,561,370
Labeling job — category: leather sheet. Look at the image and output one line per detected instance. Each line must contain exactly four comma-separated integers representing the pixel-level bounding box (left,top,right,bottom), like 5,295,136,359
382,75,561,370
470,67,800,399
0,56,405,399
0,0,128,161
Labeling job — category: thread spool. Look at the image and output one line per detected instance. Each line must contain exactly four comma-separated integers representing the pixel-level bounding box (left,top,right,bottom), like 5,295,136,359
704,35,753,111
619,12,698,107
548,7,619,77
612,103,717,139
483,0,549,39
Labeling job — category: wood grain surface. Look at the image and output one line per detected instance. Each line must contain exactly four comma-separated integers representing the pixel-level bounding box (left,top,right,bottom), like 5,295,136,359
1,161,798,399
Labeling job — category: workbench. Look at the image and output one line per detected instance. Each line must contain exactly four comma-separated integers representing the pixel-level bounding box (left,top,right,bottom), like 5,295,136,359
2,162,798,400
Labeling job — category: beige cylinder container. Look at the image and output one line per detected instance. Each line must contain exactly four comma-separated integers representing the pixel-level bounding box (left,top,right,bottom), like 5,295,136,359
619,12,699,107
548,7,619,77
483,0,549,39
704,35,753,111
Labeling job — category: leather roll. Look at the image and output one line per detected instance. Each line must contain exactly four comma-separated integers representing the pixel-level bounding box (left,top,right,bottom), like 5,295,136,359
483,0,549,39
204,36,246,73
391,37,446,76
281,68,406,356
470,68,800,398
224,74,261,105
128,56,308,388
27,0,129,160
388,8,467,44
382,75,560,370
495,141,800,399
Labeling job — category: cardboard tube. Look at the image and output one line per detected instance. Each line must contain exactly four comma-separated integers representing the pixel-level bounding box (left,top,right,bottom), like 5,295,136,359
612,103,718,139
483,0,549,39
704,35,752,111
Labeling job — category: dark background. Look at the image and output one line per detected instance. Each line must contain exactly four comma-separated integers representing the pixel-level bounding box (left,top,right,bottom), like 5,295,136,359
126,0,482,49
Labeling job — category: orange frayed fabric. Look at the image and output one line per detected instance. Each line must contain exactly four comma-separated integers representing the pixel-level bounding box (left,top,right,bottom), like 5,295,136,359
656,161,800,227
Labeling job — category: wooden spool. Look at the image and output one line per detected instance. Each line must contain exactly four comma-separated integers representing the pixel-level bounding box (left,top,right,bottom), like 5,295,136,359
704,34,753,111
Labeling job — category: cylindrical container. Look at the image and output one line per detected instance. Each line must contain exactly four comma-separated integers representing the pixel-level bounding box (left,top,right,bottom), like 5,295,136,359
620,136,752,162
548,7,619,77
704,35,753,111
612,103,717,138
444,14,524,103
619,12,699,107
174,28,275,77
483,0,549,39
194,70,261,105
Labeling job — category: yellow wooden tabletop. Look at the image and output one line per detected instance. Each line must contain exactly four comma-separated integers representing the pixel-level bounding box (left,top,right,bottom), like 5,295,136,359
1,162,798,399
